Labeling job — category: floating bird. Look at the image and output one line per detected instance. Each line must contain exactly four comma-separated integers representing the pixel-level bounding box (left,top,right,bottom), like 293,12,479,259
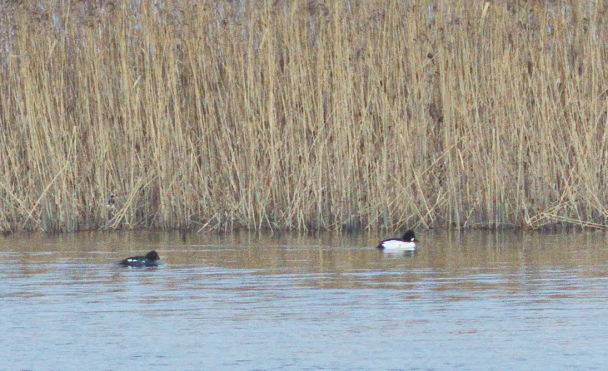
376,230,419,251
119,250,160,267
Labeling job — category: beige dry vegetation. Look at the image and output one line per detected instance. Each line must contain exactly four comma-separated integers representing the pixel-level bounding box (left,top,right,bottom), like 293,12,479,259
1,0,608,233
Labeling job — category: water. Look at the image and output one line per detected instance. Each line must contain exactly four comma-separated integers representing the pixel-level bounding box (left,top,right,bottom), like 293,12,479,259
2,230,608,370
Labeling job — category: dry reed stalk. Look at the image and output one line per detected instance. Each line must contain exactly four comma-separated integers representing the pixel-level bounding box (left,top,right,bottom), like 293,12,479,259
0,1,607,233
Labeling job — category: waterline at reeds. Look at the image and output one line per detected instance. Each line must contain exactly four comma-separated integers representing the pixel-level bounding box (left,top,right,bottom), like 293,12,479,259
1,1,608,233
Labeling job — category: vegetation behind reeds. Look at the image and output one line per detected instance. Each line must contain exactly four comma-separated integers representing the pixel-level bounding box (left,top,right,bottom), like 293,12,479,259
1,0,608,233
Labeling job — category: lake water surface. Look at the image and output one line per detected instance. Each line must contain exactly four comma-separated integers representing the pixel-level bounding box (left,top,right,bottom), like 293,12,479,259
2,230,608,370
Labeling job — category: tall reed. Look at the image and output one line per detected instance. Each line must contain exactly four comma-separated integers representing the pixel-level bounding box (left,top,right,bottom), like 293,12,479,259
1,0,607,233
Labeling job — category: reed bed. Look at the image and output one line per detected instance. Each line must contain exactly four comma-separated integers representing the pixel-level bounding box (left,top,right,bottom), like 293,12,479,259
1,0,608,233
